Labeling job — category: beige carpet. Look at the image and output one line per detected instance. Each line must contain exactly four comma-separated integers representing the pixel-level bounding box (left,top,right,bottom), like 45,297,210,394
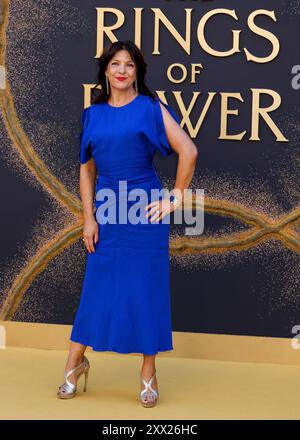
1,346,300,420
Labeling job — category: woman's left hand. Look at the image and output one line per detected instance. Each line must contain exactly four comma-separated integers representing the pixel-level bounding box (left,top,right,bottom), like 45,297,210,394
144,196,181,223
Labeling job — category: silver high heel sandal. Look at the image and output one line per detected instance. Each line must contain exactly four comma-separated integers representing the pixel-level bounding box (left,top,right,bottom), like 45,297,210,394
139,368,159,407
57,355,90,399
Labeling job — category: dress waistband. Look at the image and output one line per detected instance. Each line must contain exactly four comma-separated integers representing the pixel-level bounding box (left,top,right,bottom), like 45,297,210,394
96,168,162,189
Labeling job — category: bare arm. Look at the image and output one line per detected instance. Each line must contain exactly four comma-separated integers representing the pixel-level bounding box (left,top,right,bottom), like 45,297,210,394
145,103,198,222
160,101,198,203
80,158,98,253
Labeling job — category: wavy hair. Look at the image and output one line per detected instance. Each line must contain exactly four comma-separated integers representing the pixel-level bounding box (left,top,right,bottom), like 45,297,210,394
91,40,158,105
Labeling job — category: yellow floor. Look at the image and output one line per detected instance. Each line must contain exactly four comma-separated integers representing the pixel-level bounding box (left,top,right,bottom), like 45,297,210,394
1,346,300,420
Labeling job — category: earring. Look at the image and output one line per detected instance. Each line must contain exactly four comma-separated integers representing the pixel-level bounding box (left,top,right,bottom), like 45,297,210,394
105,76,110,95
135,78,138,93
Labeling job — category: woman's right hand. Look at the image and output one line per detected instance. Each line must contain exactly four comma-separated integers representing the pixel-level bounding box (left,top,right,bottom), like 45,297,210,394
82,217,99,253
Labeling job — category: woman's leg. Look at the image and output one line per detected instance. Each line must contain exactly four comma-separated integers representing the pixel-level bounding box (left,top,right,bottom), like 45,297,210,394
64,341,87,385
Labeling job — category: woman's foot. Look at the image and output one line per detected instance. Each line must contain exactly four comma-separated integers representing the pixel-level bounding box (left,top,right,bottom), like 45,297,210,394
57,355,88,398
64,356,85,387
140,367,159,406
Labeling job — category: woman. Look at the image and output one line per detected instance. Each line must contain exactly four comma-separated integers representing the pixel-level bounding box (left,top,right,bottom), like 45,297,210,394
57,40,198,407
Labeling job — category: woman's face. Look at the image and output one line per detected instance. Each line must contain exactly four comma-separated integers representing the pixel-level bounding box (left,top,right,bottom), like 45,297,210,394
105,50,137,93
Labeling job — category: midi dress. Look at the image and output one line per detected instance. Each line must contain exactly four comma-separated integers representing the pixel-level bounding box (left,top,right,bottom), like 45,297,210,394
70,93,180,355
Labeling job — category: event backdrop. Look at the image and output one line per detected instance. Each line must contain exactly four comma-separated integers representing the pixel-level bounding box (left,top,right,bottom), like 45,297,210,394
0,0,299,339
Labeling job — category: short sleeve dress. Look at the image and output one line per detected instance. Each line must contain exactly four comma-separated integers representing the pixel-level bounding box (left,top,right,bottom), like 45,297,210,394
70,94,180,355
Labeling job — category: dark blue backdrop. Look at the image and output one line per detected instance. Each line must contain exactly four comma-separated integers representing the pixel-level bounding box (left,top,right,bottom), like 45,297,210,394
0,0,299,338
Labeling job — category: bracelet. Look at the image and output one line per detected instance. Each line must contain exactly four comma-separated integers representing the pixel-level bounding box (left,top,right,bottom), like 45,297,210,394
169,192,183,206
169,194,178,205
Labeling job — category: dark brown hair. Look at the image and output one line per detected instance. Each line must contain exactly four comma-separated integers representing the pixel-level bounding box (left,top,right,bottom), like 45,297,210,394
91,40,158,105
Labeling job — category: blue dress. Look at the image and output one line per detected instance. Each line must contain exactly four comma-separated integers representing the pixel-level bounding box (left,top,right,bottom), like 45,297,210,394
70,93,180,355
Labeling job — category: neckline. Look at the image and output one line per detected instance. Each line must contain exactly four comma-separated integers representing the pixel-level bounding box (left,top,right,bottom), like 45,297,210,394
106,93,140,109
